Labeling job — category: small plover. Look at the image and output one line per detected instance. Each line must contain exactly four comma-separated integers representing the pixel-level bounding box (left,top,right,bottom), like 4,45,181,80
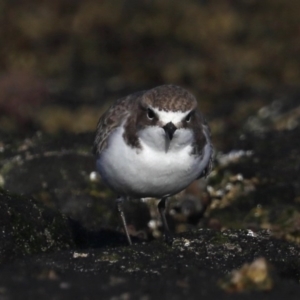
94,84,213,244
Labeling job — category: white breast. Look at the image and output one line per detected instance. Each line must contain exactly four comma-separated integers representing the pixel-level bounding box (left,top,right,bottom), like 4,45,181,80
96,125,211,198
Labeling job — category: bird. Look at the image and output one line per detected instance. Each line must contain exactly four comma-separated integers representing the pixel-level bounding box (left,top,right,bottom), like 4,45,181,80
93,84,213,245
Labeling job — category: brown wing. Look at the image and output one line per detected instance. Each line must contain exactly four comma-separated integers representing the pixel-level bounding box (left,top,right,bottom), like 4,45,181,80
192,114,213,179
198,122,214,178
93,91,144,156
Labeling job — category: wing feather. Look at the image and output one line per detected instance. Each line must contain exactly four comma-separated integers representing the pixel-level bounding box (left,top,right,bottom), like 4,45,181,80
93,97,129,155
197,121,214,179
93,91,144,155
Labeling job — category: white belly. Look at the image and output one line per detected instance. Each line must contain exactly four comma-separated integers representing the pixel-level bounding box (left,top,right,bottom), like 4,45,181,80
96,126,210,198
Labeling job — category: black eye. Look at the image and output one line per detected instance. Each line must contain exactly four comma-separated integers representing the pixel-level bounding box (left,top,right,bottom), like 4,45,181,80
185,113,192,122
147,108,155,120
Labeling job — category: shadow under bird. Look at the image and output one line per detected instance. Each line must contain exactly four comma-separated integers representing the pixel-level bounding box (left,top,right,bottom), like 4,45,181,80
93,84,213,245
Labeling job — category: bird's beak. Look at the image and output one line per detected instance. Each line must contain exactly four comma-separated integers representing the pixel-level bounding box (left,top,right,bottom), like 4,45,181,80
163,122,177,152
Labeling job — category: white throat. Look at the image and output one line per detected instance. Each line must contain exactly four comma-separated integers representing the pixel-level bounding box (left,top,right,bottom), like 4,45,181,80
138,126,194,153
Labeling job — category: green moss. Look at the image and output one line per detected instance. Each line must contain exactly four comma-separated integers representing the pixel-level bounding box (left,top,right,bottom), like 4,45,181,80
209,232,231,245
99,252,121,263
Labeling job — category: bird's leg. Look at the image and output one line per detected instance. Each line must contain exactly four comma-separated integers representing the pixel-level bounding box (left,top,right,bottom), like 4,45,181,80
158,197,173,244
116,196,132,245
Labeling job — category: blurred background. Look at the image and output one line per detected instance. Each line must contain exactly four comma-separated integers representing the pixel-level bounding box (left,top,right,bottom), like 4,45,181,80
1,0,299,151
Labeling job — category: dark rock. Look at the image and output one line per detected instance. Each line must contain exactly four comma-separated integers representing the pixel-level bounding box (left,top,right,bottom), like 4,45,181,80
0,131,113,231
0,189,75,265
207,125,300,243
0,229,300,299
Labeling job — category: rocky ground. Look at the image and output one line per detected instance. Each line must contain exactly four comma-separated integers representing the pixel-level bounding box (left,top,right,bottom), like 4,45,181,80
0,92,300,298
